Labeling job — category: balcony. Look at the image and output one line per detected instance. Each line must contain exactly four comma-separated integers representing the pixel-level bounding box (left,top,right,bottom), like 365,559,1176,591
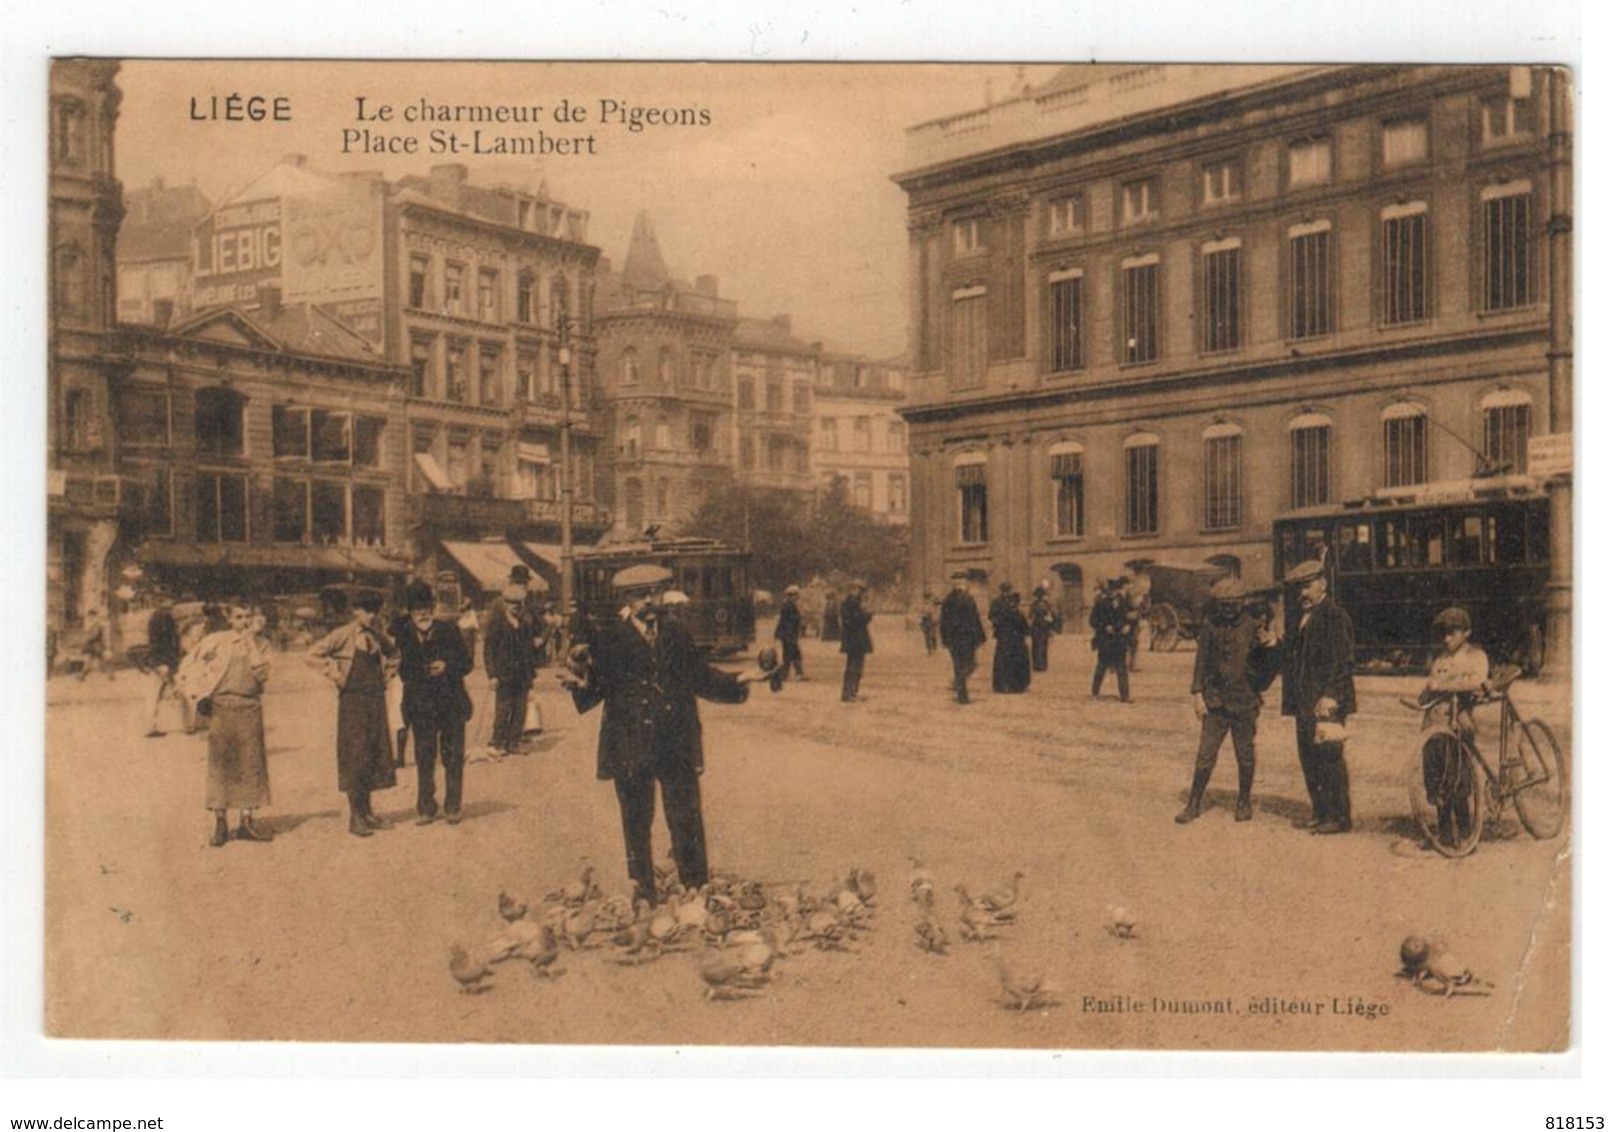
48,472,137,519
411,491,609,533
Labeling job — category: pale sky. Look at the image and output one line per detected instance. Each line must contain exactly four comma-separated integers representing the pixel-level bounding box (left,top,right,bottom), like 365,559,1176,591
116,61,1057,358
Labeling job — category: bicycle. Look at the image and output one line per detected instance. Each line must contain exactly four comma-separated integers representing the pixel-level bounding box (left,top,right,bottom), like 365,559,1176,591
1401,664,1566,858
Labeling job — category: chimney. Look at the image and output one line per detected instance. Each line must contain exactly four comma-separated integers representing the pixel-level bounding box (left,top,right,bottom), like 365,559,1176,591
695,274,719,297
151,298,174,329
257,284,282,322
429,163,468,205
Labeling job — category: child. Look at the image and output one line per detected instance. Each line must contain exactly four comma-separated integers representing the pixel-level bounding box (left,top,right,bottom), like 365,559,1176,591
1419,606,1490,848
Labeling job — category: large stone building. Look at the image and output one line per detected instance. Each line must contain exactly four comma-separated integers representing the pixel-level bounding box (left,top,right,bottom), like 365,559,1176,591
894,64,1570,647
813,351,910,524
593,212,740,536
732,314,816,495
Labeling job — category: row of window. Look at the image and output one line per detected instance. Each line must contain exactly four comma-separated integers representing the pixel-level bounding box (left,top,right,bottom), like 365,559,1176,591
738,435,812,474
410,333,591,407
950,399,1532,543
617,413,722,459
961,185,1535,383
736,374,810,414
411,429,596,502
96,387,389,468
956,93,1537,253
407,254,585,332
133,468,388,547
621,347,724,392
819,417,905,453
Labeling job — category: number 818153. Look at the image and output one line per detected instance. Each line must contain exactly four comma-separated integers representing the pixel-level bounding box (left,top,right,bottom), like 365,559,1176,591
1547,1119,1604,1129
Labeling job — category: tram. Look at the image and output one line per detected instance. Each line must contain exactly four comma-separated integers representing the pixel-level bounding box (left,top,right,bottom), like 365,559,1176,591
573,536,756,654
1272,480,1549,674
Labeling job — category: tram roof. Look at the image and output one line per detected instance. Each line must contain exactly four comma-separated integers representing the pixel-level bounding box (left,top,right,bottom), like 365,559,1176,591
575,536,749,560
1275,475,1548,522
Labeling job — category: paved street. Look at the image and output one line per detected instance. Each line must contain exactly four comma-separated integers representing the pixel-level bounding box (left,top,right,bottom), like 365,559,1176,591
44,619,1570,1050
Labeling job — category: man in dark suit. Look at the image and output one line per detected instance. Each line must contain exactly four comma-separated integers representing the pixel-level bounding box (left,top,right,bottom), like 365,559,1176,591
483,583,539,756
395,580,474,824
939,571,986,704
1089,580,1134,702
838,580,874,703
1278,559,1358,835
775,584,807,680
562,564,765,904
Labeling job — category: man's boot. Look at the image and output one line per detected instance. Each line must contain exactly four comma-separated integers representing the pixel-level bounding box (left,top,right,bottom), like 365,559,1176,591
209,810,230,847
1175,769,1211,823
348,794,373,838
1235,763,1255,822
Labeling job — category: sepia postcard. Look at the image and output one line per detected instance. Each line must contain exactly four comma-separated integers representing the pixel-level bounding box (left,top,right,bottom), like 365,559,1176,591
40,57,1574,1059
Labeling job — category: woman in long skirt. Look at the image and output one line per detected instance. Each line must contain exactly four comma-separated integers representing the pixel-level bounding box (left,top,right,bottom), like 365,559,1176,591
991,591,1033,694
309,590,398,838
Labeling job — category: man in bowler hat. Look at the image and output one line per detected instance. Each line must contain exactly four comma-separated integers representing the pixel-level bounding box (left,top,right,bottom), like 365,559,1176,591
939,571,986,704
395,580,474,824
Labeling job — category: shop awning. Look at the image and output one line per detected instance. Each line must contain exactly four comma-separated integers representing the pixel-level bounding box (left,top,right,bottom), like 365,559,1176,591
520,542,565,571
134,542,407,574
440,540,535,593
414,452,454,492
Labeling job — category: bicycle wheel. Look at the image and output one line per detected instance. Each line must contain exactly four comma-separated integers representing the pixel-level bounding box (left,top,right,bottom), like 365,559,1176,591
1511,718,1566,840
1408,732,1484,858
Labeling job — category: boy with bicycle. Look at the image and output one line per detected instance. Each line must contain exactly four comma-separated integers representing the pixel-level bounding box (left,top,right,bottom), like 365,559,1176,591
1419,607,1490,848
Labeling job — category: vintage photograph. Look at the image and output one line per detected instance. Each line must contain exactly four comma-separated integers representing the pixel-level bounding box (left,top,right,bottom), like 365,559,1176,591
42,58,1572,1052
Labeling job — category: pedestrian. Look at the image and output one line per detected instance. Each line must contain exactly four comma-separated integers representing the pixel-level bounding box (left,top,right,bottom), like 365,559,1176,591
559,564,768,905
75,608,113,681
483,582,539,756
1277,559,1358,835
1417,606,1489,849
394,580,474,826
775,584,808,680
939,571,986,704
142,602,182,737
308,588,399,838
990,588,1032,694
838,580,874,703
1175,578,1281,824
456,597,481,665
1118,576,1145,672
820,589,841,642
177,599,273,846
919,594,939,656
387,602,413,768
1089,579,1134,702
1029,581,1057,673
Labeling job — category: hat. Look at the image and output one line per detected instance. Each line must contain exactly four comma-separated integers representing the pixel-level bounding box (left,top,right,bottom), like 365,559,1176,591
1432,606,1472,632
1283,559,1325,585
661,589,691,606
850,579,868,591
1210,577,1246,602
405,580,436,611
501,582,527,602
999,581,1013,594
508,564,532,583
1034,580,1048,594
612,563,674,594
351,588,385,613
949,570,969,581
785,584,801,596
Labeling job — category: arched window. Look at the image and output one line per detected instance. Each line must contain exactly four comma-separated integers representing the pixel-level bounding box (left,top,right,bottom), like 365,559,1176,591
622,416,641,459
55,242,85,318
654,416,672,451
550,273,570,331
655,477,670,519
953,452,988,544
1048,441,1084,538
1381,402,1428,488
1202,422,1243,531
658,347,676,386
1123,432,1160,535
1288,412,1331,507
1480,388,1532,474
623,477,644,532
620,347,640,386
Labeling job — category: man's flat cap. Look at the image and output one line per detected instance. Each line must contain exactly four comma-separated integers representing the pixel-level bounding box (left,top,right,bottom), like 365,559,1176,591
1432,606,1472,631
1210,577,1246,602
1283,559,1325,585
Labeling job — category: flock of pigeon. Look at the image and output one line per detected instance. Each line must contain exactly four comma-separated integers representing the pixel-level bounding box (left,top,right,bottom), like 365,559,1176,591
448,856,1144,1013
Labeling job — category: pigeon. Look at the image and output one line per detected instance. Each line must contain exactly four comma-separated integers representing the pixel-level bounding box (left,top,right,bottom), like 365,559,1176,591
548,865,600,906
524,924,563,977
995,957,1058,1012
846,867,877,904
449,944,493,994
700,953,768,1000
498,889,528,924
979,872,1026,917
914,917,950,955
955,888,1006,942
1106,905,1138,940
908,857,936,901
485,916,546,963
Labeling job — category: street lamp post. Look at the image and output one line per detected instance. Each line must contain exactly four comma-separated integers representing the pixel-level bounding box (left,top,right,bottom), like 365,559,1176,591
558,328,575,620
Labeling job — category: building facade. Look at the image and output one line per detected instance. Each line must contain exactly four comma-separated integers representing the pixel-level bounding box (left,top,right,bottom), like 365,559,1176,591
813,351,910,523
732,314,816,495
115,176,210,327
594,212,740,537
895,64,1569,634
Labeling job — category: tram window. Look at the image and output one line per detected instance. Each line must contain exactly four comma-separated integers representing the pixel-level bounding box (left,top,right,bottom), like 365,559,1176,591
1494,508,1527,566
1527,508,1550,565
1410,514,1444,567
1281,526,1329,573
716,567,735,598
1448,513,1488,567
1337,523,1373,573
1378,518,1408,568
681,566,699,596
